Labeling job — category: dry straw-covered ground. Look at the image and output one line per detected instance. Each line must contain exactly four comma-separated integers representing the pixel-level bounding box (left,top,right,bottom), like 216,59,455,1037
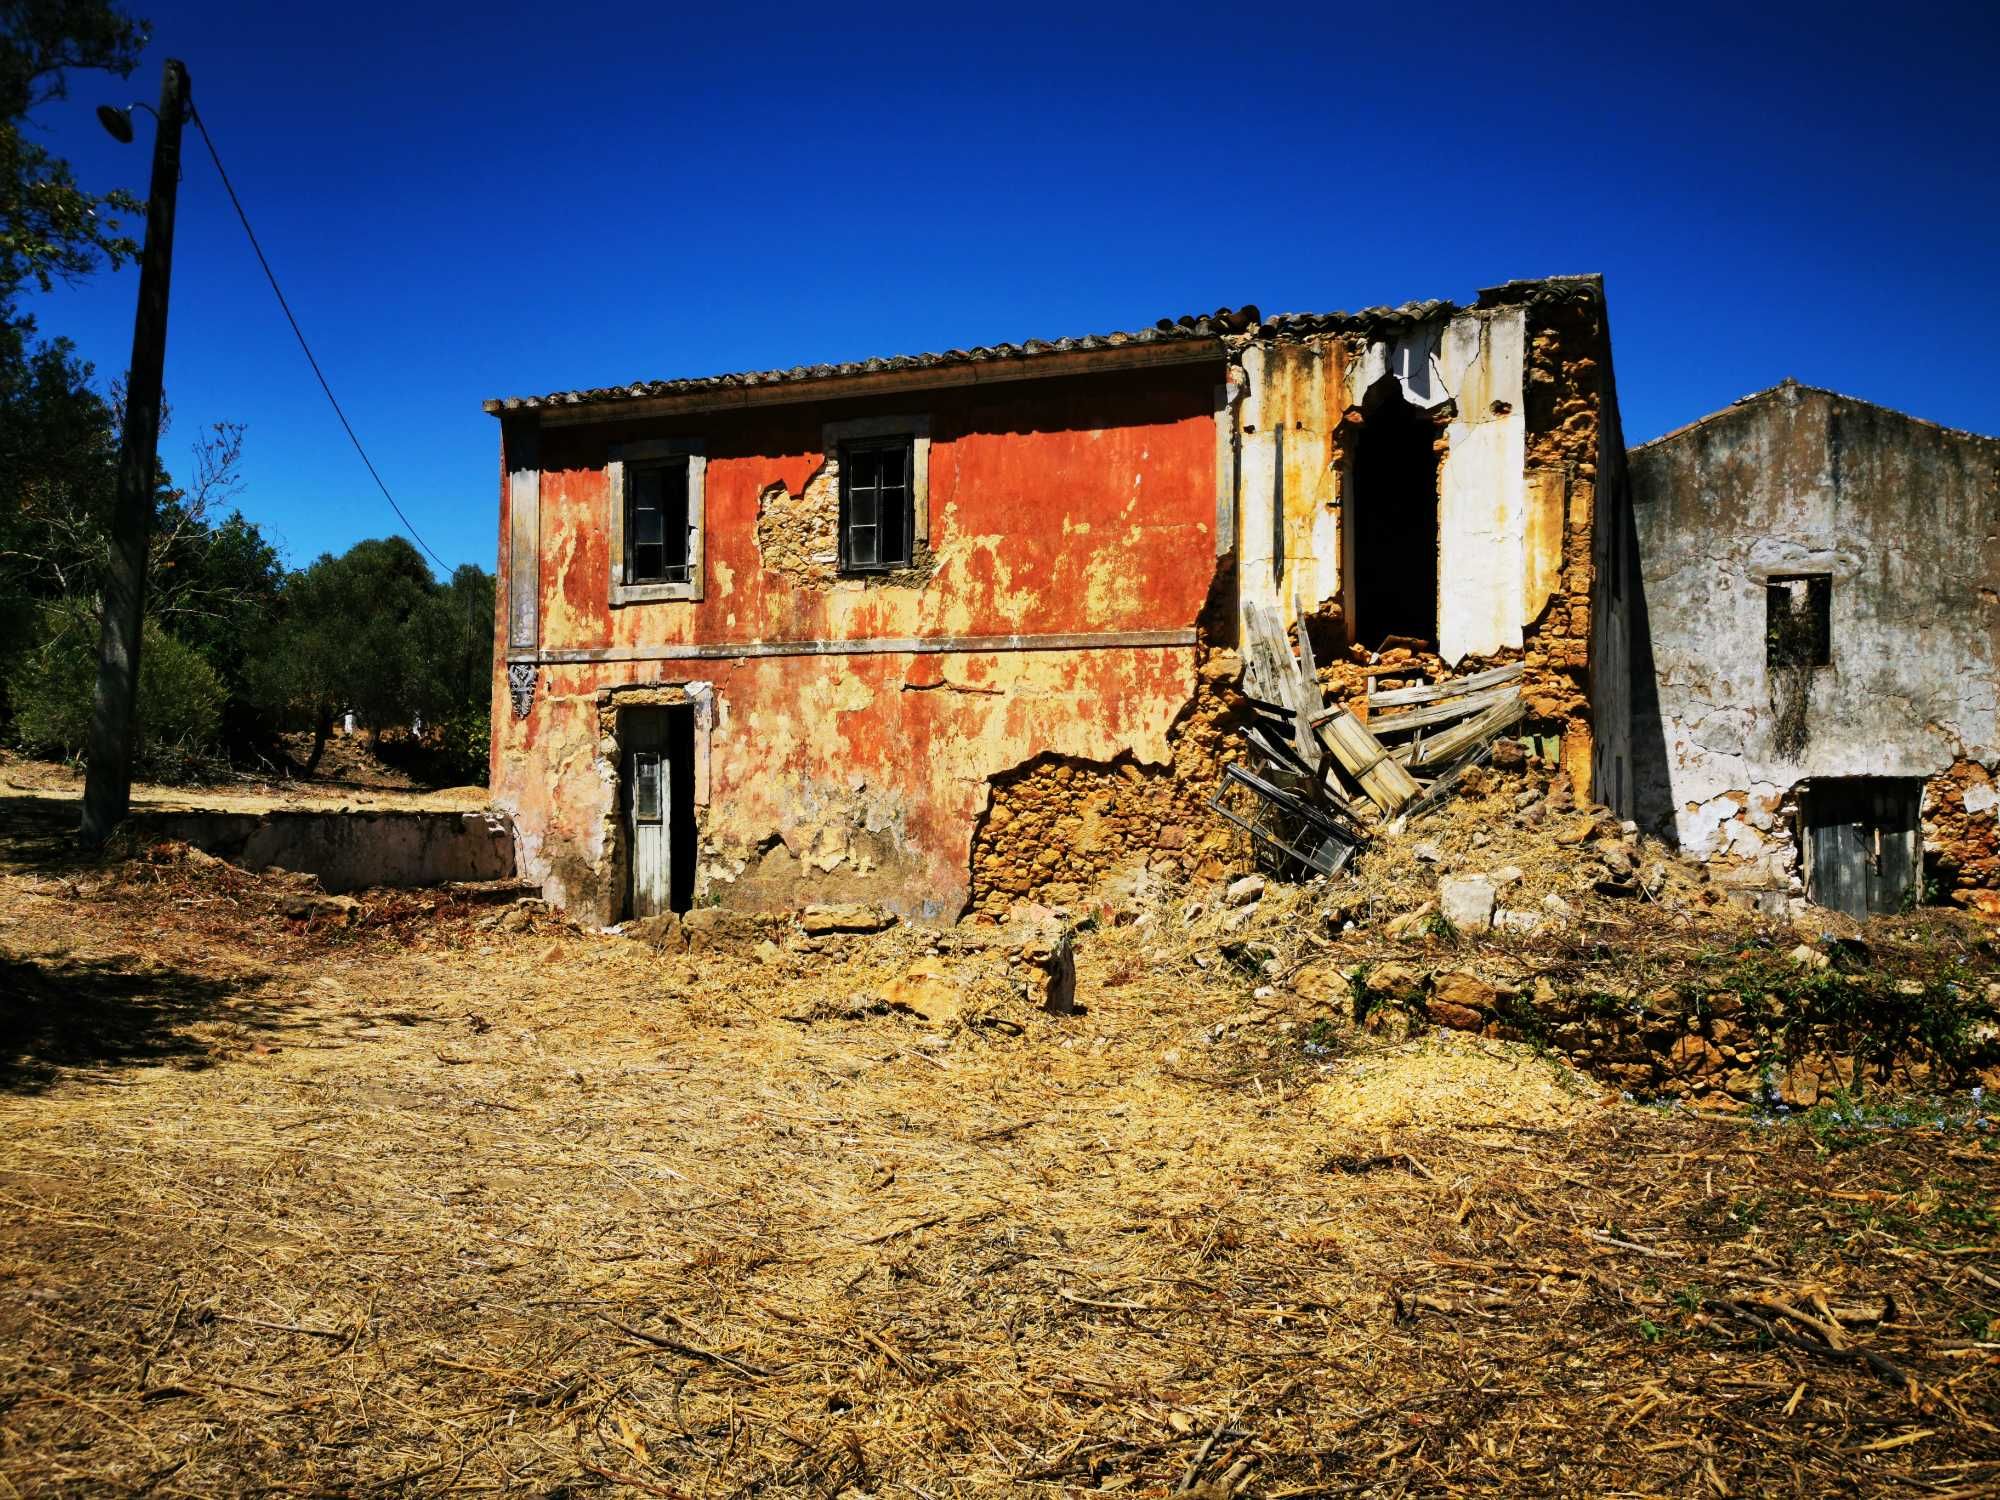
1,791,1997,1497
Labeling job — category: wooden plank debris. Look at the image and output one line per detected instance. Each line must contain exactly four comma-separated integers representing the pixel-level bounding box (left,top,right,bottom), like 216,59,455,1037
1407,693,1526,770
1315,706,1420,815
1364,682,1517,738
1241,601,1319,762
1365,661,1523,711
1215,640,1535,875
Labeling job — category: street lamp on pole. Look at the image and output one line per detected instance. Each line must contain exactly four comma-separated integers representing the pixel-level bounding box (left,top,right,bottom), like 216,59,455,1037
80,57,190,848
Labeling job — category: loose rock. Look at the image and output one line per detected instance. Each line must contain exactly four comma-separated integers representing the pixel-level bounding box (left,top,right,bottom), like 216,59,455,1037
1439,877,1497,933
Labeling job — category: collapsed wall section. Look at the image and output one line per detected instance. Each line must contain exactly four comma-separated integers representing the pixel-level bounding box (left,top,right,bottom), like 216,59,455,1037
966,569,1247,915
1241,279,1622,801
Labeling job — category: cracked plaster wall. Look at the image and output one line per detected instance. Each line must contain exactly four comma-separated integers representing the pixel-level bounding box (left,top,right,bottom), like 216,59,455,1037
1240,281,1622,801
1630,383,2000,895
491,364,1225,921
1237,306,1531,664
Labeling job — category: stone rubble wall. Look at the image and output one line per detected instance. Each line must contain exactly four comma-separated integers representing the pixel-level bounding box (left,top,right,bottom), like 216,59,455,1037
1334,963,1999,1110
965,634,1248,917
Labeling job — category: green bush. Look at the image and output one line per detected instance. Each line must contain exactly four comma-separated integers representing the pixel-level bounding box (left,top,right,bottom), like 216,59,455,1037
438,703,490,785
7,603,225,769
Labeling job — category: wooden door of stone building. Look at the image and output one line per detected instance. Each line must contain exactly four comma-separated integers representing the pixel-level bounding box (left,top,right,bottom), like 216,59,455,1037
623,708,672,918
1801,778,1921,918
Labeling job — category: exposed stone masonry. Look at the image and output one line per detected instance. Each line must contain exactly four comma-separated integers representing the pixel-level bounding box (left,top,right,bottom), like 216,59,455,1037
966,574,1248,916
1519,288,1603,729
755,463,938,591
1925,758,2000,914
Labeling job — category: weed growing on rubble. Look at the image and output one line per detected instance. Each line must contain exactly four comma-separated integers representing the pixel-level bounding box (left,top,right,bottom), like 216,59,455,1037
1343,963,1373,1018
1802,1086,1995,1154
1420,911,1461,945
1712,954,1992,1076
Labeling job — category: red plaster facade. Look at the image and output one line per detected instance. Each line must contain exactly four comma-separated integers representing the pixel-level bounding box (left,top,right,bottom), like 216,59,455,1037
491,358,1228,923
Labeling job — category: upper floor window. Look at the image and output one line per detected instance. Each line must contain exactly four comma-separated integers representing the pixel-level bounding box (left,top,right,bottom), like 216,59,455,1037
824,414,930,577
629,457,691,584
840,437,914,572
1766,573,1831,669
609,438,704,605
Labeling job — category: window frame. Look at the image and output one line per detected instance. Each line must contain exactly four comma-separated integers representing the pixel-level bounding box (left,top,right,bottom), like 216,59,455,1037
1765,572,1832,669
824,415,930,578
608,437,705,605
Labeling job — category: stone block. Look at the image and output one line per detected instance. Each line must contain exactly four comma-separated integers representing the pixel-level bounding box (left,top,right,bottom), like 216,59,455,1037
683,907,766,953
627,913,685,952
1439,877,1496,932
1224,874,1265,907
1429,1001,1483,1032
800,902,897,936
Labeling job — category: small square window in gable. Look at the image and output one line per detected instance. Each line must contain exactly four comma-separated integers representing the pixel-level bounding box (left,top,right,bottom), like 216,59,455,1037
1766,574,1832,668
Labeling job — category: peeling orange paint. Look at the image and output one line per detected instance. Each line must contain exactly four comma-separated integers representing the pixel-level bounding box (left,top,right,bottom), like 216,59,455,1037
492,363,1227,922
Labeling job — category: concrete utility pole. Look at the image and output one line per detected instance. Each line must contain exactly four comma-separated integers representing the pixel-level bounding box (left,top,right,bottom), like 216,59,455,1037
80,58,190,847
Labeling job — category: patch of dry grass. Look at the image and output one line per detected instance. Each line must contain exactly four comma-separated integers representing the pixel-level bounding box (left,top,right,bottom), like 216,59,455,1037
0,841,1995,1496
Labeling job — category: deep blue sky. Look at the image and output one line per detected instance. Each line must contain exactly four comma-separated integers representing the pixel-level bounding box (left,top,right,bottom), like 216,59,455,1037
23,0,2000,578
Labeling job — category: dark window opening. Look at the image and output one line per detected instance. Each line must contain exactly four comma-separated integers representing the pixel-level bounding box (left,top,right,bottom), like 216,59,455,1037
626,457,692,585
1766,574,1831,668
839,438,913,572
1352,377,1441,648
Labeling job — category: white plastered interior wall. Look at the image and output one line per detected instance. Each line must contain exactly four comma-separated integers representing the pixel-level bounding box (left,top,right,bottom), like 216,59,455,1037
1236,307,1529,663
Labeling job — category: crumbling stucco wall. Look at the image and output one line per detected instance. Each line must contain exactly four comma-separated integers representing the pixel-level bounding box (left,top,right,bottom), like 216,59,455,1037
966,572,1247,914
491,362,1229,922
139,809,516,893
1514,280,1628,802
1242,278,1623,800
1630,382,2000,902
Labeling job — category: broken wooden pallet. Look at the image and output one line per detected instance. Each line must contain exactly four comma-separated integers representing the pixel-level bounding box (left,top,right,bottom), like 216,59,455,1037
1365,661,1523,712
1363,681,1518,739
1240,601,1320,764
1405,692,1526,770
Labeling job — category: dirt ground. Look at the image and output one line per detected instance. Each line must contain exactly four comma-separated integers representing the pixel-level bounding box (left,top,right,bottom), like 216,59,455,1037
0,745,488,819
1,798,1997,1496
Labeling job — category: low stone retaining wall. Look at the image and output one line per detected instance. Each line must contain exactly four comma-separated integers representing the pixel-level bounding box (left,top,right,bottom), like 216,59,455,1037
136,808,516,893
1320,958,2000,1110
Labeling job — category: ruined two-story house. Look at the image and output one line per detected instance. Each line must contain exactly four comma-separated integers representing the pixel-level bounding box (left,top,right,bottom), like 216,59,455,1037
484,275,1633,923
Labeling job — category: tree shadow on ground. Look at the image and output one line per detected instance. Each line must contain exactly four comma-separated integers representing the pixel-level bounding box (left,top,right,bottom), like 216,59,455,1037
0,947,305,1095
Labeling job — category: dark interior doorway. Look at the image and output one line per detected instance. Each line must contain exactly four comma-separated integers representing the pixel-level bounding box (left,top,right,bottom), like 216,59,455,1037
1801,777,1920,917
621,705,697,918
1352,377,1441,647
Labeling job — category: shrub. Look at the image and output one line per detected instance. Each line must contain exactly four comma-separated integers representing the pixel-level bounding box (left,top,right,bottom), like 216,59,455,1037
7,603,225,769
438,703,490,785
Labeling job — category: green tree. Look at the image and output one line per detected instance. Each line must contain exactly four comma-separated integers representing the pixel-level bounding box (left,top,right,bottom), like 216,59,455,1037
7,596,223,770
248,537,493,776
0,330,116,647
0,0,147,304
0,0,150,679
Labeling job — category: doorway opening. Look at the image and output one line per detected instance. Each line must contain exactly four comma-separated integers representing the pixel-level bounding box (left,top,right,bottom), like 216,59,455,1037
1800,777,1920,917
1351,376,1441,648
620,704,696,918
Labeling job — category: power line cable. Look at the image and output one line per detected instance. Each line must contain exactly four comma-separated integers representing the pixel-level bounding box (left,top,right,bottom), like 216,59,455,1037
187,105,454,577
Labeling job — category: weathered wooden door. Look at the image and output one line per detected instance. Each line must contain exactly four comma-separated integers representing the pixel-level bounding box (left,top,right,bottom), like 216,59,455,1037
1803,779,1920,917
623,709,672,918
